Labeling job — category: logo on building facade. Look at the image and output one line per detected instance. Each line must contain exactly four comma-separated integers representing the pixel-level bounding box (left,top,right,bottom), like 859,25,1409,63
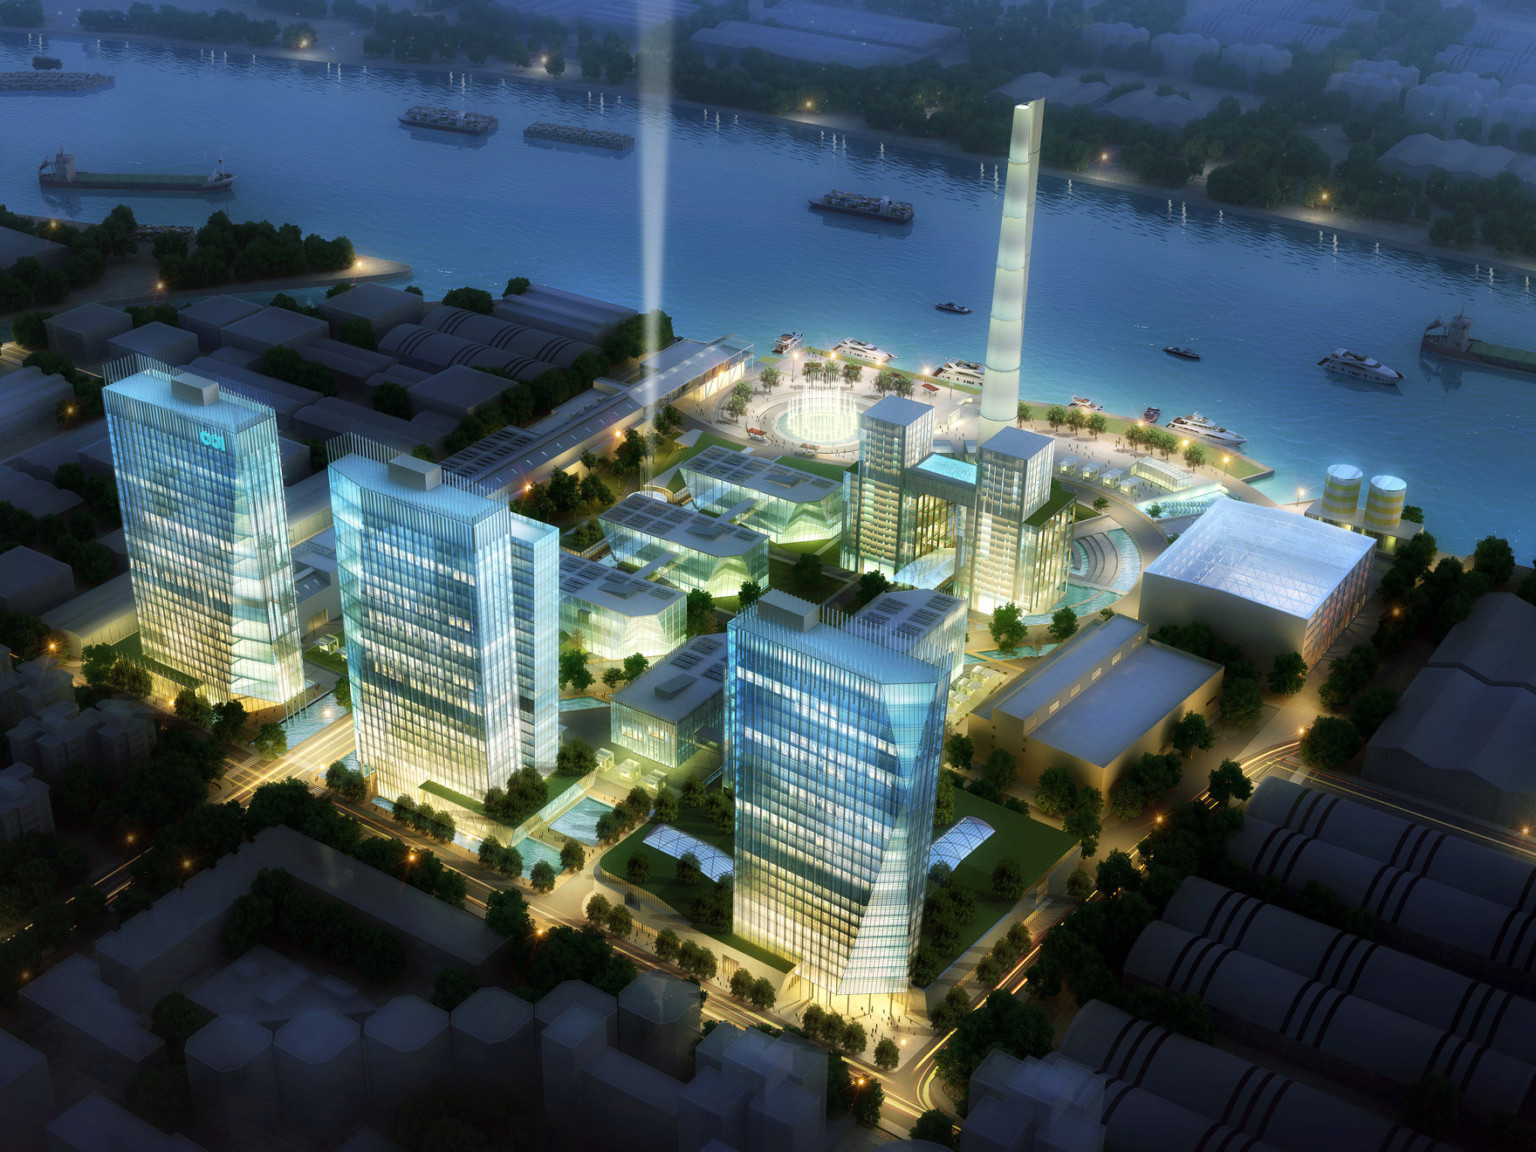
199,429,226,451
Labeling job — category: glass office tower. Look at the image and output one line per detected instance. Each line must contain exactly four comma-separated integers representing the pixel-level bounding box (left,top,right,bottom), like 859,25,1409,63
104,365,303,704
505,509,559,775
962,426,1070,614
329,448,525,799
728,590,948,997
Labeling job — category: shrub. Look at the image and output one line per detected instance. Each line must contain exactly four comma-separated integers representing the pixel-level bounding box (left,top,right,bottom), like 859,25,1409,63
442,286,494,314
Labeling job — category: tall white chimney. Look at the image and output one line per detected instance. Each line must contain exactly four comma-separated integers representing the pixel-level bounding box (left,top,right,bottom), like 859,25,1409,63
977,102,1044,446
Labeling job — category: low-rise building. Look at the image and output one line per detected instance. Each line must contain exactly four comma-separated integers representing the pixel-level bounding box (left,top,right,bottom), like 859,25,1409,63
40,572,138,658
599,495,769,597
0,763,53,842
680,446,844,544
610,634,727,770
559,553,685,661
0,545,75,617
1137,499,1375,667
968,614,1223,794
44,301,133,363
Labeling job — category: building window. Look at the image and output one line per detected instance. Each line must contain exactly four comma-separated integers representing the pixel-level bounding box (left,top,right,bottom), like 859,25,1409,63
1048,700,1059,715
1091,667,1101,681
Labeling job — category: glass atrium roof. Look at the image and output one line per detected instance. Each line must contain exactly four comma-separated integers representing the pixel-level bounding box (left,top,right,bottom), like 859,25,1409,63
643,824,734,882
928,816,995,872
1141,498,1373,619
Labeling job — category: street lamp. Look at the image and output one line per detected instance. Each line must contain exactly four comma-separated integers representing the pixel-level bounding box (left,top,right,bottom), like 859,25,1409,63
1222,454,1229,475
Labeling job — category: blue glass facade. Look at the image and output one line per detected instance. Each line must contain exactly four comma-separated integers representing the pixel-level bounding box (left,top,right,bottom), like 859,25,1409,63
727,591,947,996
329,451,526,800
506,511,559,774
104,366,303,704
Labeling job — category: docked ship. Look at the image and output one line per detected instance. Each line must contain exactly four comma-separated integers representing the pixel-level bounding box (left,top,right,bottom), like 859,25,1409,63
400,105,498,135
1070,395,1103,411
808,190,914,224
935,302,972,314
773,332,804,354
523,122,634,150
833,338,894,363
38,150,233,192
1421,310,1536,376
1317,348,1403,385
1167,413,1246,446
934,359,984,386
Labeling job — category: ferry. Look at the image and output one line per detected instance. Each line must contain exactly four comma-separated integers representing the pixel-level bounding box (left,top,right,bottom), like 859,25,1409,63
1142,407,1161,423
1070,396,1104,411
1422,310,1536,376
1164,346,1201,361
1318,348,1403,385
1168,413,1246,446
523,122,633,150
935,302,972,315
773,332,804,355
400,105,498,135
833,339,894,363
808,190,914,224
934,359,984,387
39,149,233,192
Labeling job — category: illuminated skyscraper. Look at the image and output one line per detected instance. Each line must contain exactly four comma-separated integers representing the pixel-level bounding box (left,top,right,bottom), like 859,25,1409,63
329,446,531,798
960,426,1070,614
104,365,302,704
727,589,948,998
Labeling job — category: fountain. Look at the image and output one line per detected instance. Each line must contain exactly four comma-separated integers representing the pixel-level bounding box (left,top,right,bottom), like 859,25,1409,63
779,382,860,446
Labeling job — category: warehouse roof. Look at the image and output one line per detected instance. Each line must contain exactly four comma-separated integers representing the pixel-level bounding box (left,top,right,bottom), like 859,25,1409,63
560,553,684,619
681,445,841,504
691,21,913,67
601,494,766,559
1141,500,1373,621
1430,592,1536,692
758,0,960,51
612,634,727,724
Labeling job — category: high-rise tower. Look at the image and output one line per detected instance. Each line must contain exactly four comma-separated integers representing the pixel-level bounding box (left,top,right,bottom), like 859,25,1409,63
978,101,1044,446
105,364,303,704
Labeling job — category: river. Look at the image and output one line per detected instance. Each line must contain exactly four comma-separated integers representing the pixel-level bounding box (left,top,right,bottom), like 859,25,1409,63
5,30,1535,556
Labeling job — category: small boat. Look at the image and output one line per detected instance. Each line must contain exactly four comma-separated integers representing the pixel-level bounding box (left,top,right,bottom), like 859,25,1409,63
1168,413,1246,446
1164,346,1201,361
808,190,914,224
934,359,984,387
1069,395,1103,411
1142,407,1161,423
935,302,972,315
833,339,894,363
773,332,803,355
1317,348,1403,385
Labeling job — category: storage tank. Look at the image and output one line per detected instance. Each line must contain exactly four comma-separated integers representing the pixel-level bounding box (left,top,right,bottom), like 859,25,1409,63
273,1008,366,1136
1366,475,1407,530
185,1012,277,1144
1321,464,1363,517
363,995,451,1104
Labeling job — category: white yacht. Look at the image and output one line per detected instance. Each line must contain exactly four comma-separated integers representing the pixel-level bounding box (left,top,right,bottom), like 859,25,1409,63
1070,395,1104,411
934,359,984,386
773,332,803,354
1167,413,1246,446
1317,348,1403,385
833,338,894,363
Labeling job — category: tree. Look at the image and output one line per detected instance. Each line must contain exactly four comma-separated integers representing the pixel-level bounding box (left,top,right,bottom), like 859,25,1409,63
429,967,482,1012
992,857,1027,901
560,840,585,873
760,365,781,391
485,888,533,941
933,772,955,828
626,852,651,884
109,659,152,698
1207,758,1253,806
1169,711,1215,758
1034,766,1078,819
212,700,247,744
1065,869,1094,901
943,733,974,772
911,1110,955,1147
442,287,494,314
331,677,351,712
324,760,366,801
282,20,315,47
990,602,1027,655
1299,716,1362,770
557,738,598,777
82,642,116,687
676,851,702,887
685,589,717,637
1473,535,1516,587
1093,496,1109,513
173,689,215,729
1350,685,1399,740
1403,1075,1461,1140
559,647,594,693
1016,402,1032,426
655,928,680,963
1182,442,1207,469
1063,788,1103,857
748,977,776,1010
933,993,1053,1100
150,991,211,1064
982,748,1017,794
622,652,650,683
1087,412,1108,438
654,789,678,823
791,551,821,596
738,580,763,608
874,1036,900,1071
252,722,288,760
1047,607,1078,643
1221,676,1264,726
1268,651,1308,695
529,860,557,893
1065,407,1086,435
545,52,565,76
602,667,624,691
1094,849,1141,897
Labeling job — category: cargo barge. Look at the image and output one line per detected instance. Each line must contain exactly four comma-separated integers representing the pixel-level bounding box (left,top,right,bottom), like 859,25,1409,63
808,190,914,224
0,72,114,92
399,105,498,135
1422,310,1536,375
523,122,635,150
38,150,233,192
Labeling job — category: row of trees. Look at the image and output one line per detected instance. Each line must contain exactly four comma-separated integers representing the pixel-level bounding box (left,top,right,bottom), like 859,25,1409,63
0,495,114,585
221,865,408,980
1044,403,1109,439
0,204,137,310
79,3,283,43
153,211,353,291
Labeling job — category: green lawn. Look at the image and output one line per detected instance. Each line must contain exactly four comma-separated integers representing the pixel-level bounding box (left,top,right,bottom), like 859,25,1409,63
420,780,524,833
772,455,851,482
921,790,1080,976
601,808,794,973
304,646,348,676
657,431,752,477
775,535,839,557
